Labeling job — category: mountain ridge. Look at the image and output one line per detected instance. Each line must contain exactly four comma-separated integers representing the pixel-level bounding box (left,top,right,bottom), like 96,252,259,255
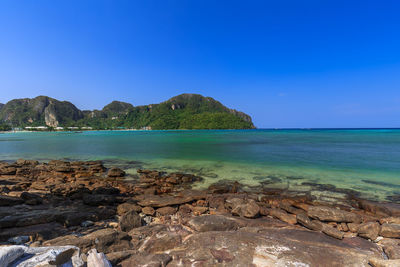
0,94,255,130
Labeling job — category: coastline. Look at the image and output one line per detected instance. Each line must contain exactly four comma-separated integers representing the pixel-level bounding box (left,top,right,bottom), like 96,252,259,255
1,159,400,266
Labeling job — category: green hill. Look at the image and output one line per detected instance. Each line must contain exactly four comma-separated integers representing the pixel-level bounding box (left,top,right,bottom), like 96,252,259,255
0,94,255,130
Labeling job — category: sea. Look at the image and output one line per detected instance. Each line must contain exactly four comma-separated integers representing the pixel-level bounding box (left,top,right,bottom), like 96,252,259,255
1,129,399,202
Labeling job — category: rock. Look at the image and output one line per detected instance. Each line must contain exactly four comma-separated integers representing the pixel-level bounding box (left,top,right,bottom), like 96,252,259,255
380,224,400,238
7,235,30,245
167,227,382,266
0,245,26,266
321,224,344,239
87,248,112,267
20,191,43,205
384,245,400,260
120,253,172,267
157,206,177,216
348,223,361,233
83,194,116,206
119,210,142,232
268,208,297,225
44,229,132,254
117,202,142,215
0,195,23,206
308,205,361,223
81,220,94,227
380,217,400,225
358,222,381,240
2,245,84,267
369,257,400,267
137,194,197,208
106,250,136,266
142,206,156,216
192,206,208,215
107,167,126,177
296,213,324,231
226,198,260,218
187,215,240,232
0,166,16,175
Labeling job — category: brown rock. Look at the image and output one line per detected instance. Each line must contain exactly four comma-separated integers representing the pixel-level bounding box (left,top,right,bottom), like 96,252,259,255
226,198,260,218
380,224,400,238
369,257,400,267
107,167,126,177
269,208,297,225
187,215,240,232
296,213,323,231
137,194,197,208
358,222,381,240
119,210,142,232
308,205,361,223
120,253,172,267
117,202,142,215
380,217,400,225
384,245,400,260
142,206,156,216
157,206,177,216
322,224,344,239
348,223,361,233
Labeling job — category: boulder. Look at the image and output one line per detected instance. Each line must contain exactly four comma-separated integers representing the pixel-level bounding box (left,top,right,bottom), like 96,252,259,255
107,168,126,177
358,222,381,240
142,206,156,216
44,229,132,254
296,213,324,231
119,210,142,232
83,194,116,206
369,257,400,267
187,215,240,232
120,253,172,267
156,206,177,216
380,217,400,225
268,208,297,225
226,198,260,218
117,202,142,215
380,224,400,238
87,248,112,267
321,224,344,240
308,206,361,223
137,194,197,208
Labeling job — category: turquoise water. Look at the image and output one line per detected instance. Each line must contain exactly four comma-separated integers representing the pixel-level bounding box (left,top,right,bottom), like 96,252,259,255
1,129,400,201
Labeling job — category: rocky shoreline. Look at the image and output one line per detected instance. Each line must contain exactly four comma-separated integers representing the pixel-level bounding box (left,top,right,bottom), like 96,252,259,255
1,159,400,266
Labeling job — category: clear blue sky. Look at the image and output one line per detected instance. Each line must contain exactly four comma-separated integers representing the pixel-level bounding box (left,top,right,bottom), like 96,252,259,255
1,1,399,128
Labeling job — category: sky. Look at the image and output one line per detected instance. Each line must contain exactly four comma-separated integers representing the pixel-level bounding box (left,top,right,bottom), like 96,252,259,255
0,0,400,128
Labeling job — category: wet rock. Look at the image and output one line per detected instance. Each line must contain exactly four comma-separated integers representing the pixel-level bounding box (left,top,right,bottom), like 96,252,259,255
268,208,297,225
226,198,260,218
308,205,361,223
187,215,240,232
380,224,400,238
358,222,381,240
107,167,126,177
117,202,142,215
119,210,142,232
296,213,324,231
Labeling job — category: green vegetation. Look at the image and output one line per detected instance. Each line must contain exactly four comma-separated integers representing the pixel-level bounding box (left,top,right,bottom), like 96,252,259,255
0,123,11,131
0,94,255,130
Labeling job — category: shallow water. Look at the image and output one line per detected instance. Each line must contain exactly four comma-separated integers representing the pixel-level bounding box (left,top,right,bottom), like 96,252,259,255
1,129,399,201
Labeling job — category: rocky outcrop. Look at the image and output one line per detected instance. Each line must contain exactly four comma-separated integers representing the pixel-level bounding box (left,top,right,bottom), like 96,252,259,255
2,159,400,266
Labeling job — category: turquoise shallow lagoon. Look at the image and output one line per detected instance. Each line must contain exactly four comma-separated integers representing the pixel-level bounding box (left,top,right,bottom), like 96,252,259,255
1,129,400,201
